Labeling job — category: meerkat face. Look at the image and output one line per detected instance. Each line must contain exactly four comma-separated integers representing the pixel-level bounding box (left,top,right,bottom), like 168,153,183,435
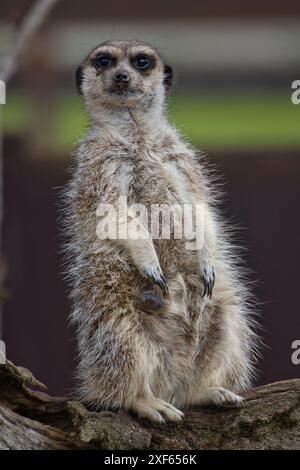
76,40,173,109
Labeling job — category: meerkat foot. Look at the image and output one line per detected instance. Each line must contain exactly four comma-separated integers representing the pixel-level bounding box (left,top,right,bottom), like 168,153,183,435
130,397,184,423
199,387,244,407
201,265,215,298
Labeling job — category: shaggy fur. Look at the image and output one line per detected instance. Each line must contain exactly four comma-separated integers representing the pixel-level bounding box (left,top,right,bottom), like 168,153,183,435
63,40,259,423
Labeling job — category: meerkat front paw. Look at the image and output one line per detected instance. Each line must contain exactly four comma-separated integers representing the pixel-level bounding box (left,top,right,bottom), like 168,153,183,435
200,387,244,407
130,397,184,424
141,263,169,294
201,265,215,298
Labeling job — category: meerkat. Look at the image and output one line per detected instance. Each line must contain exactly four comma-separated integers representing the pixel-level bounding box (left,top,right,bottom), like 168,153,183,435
64,40,259,423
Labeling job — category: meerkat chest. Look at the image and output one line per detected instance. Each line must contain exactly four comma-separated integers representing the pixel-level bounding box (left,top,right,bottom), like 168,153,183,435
127,153,201,249
162,159,197,206
129,151,197,208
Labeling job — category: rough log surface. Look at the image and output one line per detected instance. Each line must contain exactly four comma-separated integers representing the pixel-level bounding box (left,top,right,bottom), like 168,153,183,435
0,361,299,450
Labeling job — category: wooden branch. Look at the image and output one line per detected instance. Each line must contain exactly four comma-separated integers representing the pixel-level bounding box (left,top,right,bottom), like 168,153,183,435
0,361,299,450
0,0,60,83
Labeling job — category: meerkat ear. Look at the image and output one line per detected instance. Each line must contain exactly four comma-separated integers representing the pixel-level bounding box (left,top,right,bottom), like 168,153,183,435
163,64,173,90
75,65,84,95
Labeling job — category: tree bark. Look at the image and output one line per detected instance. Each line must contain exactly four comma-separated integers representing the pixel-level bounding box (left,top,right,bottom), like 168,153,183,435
0,361,299,450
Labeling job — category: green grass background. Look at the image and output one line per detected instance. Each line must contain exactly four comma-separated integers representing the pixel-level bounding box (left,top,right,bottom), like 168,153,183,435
2,90,299,152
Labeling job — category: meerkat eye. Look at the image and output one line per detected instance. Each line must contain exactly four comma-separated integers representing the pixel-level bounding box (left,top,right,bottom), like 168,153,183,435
92,54,113,69
133,54,152,70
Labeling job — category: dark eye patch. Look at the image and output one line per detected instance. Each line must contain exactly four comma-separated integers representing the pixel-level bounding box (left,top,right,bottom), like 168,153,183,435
132,54,155,71
91,53,115,70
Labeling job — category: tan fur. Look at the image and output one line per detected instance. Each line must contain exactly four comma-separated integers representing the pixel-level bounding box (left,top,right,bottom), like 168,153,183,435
63,40,259,423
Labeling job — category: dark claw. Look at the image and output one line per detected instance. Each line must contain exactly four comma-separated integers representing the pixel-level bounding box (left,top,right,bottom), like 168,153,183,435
158,282,167,293
157,275,169,294
202,281,207,298
201,265,215,299
155,277,169,294
143,266,169,294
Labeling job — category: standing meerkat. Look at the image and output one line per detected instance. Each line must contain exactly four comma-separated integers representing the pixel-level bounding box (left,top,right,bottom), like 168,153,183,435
64,40,259,423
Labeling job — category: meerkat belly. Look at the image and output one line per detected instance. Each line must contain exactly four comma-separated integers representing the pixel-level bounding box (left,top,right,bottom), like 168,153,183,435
127,159,201,371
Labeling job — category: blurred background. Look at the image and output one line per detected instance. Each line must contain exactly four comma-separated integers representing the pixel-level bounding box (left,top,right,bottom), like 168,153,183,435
0,0,299,395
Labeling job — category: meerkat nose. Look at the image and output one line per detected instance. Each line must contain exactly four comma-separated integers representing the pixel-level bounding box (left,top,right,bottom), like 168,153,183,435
113,70,130,85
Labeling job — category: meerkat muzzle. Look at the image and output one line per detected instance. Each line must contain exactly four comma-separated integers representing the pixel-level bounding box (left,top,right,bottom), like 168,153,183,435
113,70,130,90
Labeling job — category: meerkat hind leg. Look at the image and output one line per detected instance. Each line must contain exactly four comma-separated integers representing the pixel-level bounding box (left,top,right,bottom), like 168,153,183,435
130,397,184,424
199,387,244,408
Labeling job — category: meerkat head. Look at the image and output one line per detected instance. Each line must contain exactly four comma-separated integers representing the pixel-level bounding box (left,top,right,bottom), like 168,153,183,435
75,40,173,111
